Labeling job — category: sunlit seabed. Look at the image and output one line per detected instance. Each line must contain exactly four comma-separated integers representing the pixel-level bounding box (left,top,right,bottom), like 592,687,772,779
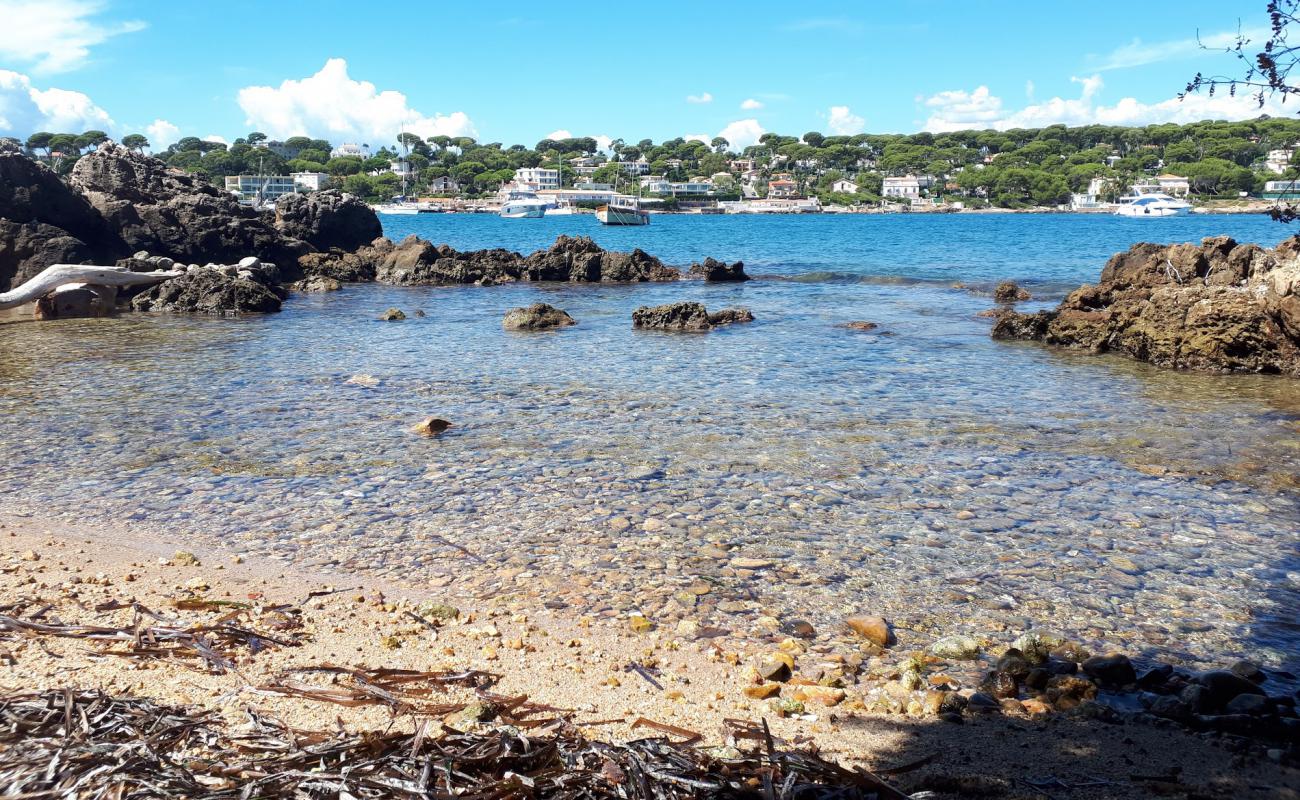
1,213,1297,675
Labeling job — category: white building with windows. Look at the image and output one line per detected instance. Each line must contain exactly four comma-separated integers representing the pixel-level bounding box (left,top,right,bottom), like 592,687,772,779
831,178,859,193
330,143,370,159
1156,173,1190,196
618,158,651,176
1266,148,1294,174
225,175,298,204
514,167,560,190
639,176,713,196
882,175,921,199
291,172,330,192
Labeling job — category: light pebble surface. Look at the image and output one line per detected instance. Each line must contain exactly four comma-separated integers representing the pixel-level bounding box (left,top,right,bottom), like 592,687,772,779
2,518,1297,798
0,279,1298,678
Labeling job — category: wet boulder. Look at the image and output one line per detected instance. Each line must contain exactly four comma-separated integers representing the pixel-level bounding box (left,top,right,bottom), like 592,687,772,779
992,236,1300,375
632,302,754,331
689,256,749,282
993,280,1030,303
131,261,284,314
502,302,577,331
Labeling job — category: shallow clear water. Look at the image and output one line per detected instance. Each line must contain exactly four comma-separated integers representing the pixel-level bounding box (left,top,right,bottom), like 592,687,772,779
1,213,1297,673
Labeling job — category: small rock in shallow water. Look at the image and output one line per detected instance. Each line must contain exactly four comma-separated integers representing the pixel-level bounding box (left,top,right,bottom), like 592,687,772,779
993,280,1031,303
412,417,452,436
379,308,406,321
1197,670,1266,710
845,615,892,647
930,635,981,660
502,302,577,331
839,321,879,331
1082,653,1136,686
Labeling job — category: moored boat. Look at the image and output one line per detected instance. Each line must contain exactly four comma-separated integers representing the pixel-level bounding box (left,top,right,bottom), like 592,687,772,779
501,198,548,218
1113,189,1193,217
596,199,649,226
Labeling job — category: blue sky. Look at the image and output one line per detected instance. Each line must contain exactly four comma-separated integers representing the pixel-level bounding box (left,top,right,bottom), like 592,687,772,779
0,0,1278,151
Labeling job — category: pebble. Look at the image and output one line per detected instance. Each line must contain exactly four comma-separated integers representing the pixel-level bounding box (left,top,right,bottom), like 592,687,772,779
844,615,891,647
930,635,982,660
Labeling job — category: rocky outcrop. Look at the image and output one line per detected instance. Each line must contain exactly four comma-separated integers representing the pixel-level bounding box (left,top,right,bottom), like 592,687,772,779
131,257,285,314
992,236,1300,375
689,257,750,282
0,141,126,289
993,280,1030,303
502,302,577,330
325,234,684,287
293,275,341,292
274,190,381,252
70,143,310,278
632,302,755,331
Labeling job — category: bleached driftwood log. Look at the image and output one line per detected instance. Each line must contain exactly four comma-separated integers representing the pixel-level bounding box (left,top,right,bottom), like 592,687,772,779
0,264,182,311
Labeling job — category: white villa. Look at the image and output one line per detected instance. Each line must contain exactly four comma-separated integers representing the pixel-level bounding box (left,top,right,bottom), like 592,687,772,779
225,175,298,204
330,143,370,159
639,176,714,196
617,158,651,176
1266,148,1294,174
291,172,330,192
882,175,921,199
514,167,561,190
1155,174,1190,196
831,178,859,193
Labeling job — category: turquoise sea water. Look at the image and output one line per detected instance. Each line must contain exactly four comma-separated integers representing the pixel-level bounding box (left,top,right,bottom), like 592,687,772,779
0,213,1297,674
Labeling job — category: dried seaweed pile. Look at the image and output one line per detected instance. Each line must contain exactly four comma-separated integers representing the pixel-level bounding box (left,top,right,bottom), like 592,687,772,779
0,595,302,672
0,689,905,799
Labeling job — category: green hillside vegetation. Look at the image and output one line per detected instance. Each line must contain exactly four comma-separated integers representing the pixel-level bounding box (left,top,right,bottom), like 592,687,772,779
8,116,1300,206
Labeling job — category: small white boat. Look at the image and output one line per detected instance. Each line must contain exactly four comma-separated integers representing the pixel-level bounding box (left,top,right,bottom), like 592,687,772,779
546,205,577,216
501,198,548,218
596,199,649,226
374,203,420,215
1114,190,1192,217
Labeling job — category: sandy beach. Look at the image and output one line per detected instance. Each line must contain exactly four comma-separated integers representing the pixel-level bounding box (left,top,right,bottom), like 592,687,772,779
3,512,1297,799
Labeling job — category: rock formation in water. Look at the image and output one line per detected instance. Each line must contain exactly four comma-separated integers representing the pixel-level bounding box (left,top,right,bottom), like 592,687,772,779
129,256,285,314
302,234,682,287
70,143,310,277
688,257,750,282
992,235,1300,375
0,141,127,289
274,190,381,253
631,301,755,331
0,143,383,315
502,303,577,331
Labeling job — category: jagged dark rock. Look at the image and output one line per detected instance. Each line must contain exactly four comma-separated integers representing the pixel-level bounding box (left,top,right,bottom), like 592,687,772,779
131,262,284,314
70,143,310,279
632,302,754,331
274,190,381,252
689,257,749,282
992,236,1300,375
993,280,1030,303
0,146,126,289
502,303,577,331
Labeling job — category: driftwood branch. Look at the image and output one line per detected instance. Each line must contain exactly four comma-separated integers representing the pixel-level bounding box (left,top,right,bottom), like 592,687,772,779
0,264,182,310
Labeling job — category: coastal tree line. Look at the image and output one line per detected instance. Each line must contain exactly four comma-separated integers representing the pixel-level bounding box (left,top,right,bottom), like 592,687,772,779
8,116,1300,207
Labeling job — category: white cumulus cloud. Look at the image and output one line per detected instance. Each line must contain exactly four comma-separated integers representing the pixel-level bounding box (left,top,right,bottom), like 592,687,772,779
0,69,112,135
827,105,865,135
716,118,766,150
546,129,572,140
0,0,145,73
145,118,178,149
202,134,228,146
740,98,764,110
922,74,1293,133
237,59,477,147
686,92,714,104
684,133,710,144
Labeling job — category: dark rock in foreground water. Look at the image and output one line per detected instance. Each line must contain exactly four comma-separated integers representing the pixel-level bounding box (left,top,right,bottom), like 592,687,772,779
632,302,755,331
992,236,1300,375
502,303,577,331
993,280,1031,303
689,257,749,282
132,261,284,314
331,234,683,287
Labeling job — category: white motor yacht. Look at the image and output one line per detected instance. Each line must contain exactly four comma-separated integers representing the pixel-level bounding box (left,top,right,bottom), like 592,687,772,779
1114,190,1192,217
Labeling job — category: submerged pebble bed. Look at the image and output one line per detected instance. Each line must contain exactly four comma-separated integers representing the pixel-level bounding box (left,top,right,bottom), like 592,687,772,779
1,215,1297,677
